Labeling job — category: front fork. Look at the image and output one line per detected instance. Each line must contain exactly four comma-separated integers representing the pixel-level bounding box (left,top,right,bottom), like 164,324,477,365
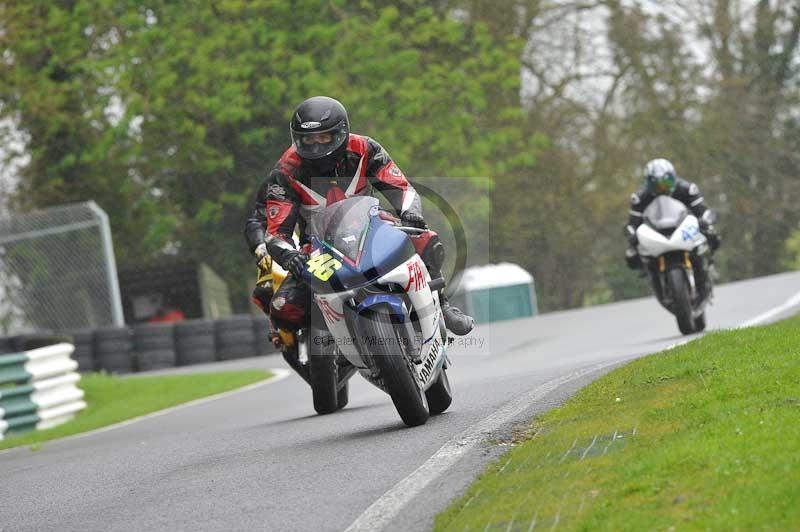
657,251,697,302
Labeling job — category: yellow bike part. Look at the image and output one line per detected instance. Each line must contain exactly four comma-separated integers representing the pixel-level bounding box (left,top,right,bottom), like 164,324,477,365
254,254,294,347
278,329,296,348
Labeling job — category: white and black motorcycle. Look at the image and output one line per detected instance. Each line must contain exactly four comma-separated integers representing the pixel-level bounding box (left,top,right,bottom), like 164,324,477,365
280,196,452,427
634,196,714,335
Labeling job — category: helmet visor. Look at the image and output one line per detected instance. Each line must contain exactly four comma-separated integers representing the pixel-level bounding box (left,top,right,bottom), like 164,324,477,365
651,174,676,195
291,121,348,160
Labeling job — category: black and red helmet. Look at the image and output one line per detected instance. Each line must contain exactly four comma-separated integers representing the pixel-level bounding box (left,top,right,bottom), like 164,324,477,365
290,96,349,161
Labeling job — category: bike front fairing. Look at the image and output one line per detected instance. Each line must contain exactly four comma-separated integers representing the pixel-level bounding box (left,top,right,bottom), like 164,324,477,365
636,196,707,258
301,198,416,294
637,214,706,257
299,196,446,390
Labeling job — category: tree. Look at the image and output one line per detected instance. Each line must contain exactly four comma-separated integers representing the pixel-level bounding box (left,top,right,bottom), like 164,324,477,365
2,0,533,312
1,1,163,261
493,0,800,309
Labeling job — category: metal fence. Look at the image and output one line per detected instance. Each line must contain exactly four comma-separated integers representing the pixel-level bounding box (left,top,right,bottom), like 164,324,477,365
0,201,124,335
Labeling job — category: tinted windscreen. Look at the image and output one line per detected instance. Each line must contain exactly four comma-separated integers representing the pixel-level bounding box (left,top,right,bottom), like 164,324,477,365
322,197,379,261
643,196,689,230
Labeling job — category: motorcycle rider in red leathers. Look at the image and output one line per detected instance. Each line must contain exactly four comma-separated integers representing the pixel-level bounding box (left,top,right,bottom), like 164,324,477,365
244,96,474,337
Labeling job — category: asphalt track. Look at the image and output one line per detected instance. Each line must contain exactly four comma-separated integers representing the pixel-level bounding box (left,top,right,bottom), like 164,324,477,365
2,271,800,532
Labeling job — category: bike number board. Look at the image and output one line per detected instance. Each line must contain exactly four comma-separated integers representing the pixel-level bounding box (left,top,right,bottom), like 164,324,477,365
306,253,342,282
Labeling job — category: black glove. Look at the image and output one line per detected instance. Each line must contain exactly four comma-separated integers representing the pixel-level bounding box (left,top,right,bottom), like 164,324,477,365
401,212,428,230
285,252,308,279
625,248,641,270
706,230,720,251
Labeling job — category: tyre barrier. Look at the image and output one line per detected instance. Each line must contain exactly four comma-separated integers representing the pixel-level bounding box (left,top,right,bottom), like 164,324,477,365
0,337,14,354
0,314,276,375
69,330,95,372
215,316,258,361
0,342,86,440
132,323,177,371
174,319,216,366
94,327,134,374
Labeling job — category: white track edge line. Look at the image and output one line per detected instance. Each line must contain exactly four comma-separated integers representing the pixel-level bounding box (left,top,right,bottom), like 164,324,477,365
663,288,800,351
344,361,621,532
739,290,800,328
346,287,800,532
0,368,292,454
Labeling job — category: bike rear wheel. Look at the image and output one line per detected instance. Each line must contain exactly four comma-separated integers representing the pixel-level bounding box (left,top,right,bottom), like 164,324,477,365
337,380,349,410
308,329,338,415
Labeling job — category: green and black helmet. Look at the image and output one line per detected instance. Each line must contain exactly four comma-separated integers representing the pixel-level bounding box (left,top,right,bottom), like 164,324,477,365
644,158,677,195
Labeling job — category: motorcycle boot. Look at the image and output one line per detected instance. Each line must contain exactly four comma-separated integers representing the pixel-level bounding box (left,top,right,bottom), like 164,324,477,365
440,296,475,336
691,253,714,303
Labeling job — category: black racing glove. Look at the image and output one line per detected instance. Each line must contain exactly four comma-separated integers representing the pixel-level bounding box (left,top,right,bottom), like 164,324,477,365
401,212,428,230
286,252,309,280
706,230,720,252
625,248,642,270
699,218,721,251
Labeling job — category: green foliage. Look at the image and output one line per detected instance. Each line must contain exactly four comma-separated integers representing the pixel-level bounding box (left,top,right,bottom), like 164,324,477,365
601,1,800,284
5,1,798,315
1,1,161,262
1,1,531,311
782,229,800,270
436,316,800,530
492,1,800,309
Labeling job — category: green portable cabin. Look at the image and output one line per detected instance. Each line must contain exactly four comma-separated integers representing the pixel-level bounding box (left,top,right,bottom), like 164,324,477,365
450,263,538,325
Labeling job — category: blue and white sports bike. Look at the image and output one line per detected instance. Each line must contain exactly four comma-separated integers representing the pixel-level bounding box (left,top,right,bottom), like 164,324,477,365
285,196,452,427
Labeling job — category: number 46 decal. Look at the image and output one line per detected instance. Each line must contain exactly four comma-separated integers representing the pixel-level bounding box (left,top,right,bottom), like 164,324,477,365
306,253,342,281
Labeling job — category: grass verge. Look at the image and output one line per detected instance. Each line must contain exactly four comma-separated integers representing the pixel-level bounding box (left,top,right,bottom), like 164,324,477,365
0,370,271,450
436,316,800,531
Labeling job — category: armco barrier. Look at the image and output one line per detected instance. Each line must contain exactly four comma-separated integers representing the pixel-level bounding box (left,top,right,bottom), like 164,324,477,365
0,343,86,440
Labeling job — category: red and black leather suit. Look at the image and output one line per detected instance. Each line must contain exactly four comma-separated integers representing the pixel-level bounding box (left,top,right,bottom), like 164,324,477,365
244,133,439,330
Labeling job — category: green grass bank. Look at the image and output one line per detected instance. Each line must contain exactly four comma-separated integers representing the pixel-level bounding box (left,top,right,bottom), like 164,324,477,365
1,370,271,450
437,316,800,531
